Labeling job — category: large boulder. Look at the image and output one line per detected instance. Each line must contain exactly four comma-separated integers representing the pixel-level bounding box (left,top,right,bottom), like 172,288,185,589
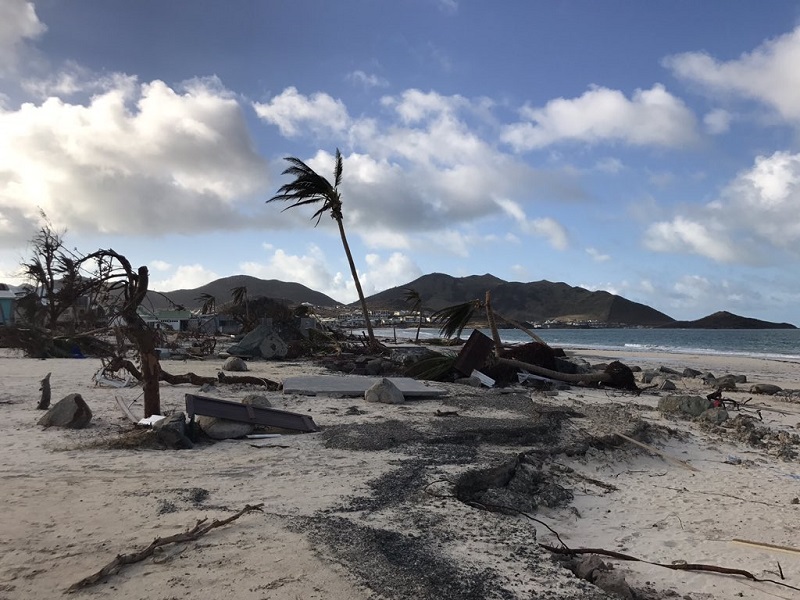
365,378,405,405
750,383,782,395
38,393,92,429
222,356,248,372
658,395,712,418
227,323,287,359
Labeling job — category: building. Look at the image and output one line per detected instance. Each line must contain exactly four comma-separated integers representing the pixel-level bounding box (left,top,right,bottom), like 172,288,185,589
0,283,18,325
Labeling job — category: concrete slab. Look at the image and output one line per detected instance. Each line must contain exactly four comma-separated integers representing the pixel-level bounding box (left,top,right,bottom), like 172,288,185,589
281,375,447,398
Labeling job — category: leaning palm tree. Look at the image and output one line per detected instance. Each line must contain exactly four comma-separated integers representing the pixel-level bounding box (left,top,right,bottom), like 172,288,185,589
267,149,377,350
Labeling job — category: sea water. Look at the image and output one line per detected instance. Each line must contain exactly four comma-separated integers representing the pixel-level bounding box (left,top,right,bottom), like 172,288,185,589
372,327,800,361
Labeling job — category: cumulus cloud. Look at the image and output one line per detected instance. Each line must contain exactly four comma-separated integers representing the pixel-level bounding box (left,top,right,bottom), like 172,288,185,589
644,217,739,262
501,84,698,151
665,26,800,122
0,0,45,73
239,245,421,303
0,75,270,241
151,264,220,292
256,89,583,240
645,151,800,264
253,87,350,138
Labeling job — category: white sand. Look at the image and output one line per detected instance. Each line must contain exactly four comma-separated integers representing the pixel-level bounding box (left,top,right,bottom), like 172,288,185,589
1,348,800,599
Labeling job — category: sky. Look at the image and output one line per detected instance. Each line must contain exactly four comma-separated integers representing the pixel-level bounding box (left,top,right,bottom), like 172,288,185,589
1,1,800,324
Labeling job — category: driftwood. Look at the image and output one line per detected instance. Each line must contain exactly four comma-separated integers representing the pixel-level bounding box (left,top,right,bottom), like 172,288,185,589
37,372,52,410
540,544,800,592
66,503,263,593
105,358,280,389
732,539,800,556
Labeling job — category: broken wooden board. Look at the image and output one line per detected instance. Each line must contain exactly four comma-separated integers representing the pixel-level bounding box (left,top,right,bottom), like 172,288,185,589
185,394,319,433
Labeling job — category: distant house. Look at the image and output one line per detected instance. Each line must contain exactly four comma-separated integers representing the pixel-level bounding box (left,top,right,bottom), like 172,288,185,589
0,283,18,325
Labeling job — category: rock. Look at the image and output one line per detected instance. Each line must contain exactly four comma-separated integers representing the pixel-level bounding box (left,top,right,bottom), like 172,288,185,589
593,571,634,600
153,412,193,449
699,407,729,424
242,393,272,408
682,367,702,378
640,370,658,384
733,374,748,383
197,415,254,440
365,358,384,375
259,331,288,359
655,377,677,391
365,378,405,404
38,393,92,429
222,356,248,372
658,395,712,418
658,365,681,375
575,554,607,580
714,374,738,390
750,383,782,395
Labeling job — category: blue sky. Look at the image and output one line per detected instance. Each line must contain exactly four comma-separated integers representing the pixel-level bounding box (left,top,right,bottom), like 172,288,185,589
1,1,800,323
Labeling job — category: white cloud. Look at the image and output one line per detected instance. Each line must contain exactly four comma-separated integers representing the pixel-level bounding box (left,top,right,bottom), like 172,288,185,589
496,198,569,250
360,252,423,295
0,0,45,73
346,70,388,89
644,217,739,262
258,88,587,245
644,151,800,264
719,151,800,249
502,84,698,151
150,260,172,271
703,108,732,134
0,75,269,241
586,247,610,262
665,26,800,122
253,86,350,138
240,245,421,302
151,264,220,292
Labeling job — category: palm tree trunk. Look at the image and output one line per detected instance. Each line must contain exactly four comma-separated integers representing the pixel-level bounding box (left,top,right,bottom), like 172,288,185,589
334,217,377,349
485,291,504,357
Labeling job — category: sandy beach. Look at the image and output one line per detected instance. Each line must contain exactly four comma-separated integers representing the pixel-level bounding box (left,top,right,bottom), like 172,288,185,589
2,345,800,600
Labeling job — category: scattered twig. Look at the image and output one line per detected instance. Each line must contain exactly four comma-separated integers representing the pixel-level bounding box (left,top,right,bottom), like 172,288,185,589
540,544,800,592
65,503,263,593
615,431,699,472
732,539,800,556
434,409,460,417
658,486,780,507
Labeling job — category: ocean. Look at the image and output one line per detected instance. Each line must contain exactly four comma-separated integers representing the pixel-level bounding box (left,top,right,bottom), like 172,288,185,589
372,327,800,361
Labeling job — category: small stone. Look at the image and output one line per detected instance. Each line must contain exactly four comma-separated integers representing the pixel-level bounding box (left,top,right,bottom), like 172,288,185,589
222,356,248,372
365,378,405,404
791,497,799,505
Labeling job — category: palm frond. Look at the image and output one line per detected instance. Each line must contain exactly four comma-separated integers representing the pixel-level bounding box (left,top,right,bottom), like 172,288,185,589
333,148,343,189
404,355,456,381
430,300,481,339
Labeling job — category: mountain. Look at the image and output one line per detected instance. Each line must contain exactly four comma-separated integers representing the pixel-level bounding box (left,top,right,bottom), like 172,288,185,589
658,311,796,329
148,275,342,310
363,273,675,327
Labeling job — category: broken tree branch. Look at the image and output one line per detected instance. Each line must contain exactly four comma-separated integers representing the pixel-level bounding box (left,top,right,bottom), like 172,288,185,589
66,503,264,593
37,372,51,410
540,544,800,593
